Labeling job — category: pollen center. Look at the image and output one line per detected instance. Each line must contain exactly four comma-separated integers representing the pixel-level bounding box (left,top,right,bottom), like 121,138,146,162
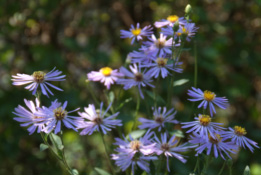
203,90,216,101
209,134,221,144
161,143,170,152
130,140,141,151
134,73,143,82
155,39,166,49
131,28,141,36
33,71,46,83
234,126,247,136
100,67,112,76
199,115,211,126
155,115,164,124
53,107,67,120
156,58,168,67
167,15,179,23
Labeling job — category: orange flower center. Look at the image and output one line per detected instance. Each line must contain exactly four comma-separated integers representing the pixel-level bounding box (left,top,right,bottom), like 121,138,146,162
203,90,216,101
100,67,112,76
167,15,179,23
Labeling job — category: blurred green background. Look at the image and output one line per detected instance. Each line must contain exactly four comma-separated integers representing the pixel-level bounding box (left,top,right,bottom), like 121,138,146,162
1,0,261,174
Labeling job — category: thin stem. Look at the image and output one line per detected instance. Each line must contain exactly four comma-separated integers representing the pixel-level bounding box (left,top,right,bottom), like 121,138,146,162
229,166,232,175
154,77,160,107
132,91,140,131
193,156,200,173
201,155,211,175
157,155,164,175
86,83,100,106
218,161,226,175
60,133,73,174
194,41,198,88
100,133,115,175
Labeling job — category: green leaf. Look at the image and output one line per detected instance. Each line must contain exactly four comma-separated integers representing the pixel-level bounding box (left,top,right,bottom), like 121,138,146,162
170,130,184,138
145,90,165,104
94,167,111,175
116,98,132,111
127,130,146,139
149,161,156,175
173,79,189,87
40,143,49,152
243,165,250,175
71,169,79,175
108,91,115,103
50,133,64,150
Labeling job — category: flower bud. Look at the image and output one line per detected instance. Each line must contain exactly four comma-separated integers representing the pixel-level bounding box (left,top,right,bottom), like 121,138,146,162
173,21,179,32
185,4,192,14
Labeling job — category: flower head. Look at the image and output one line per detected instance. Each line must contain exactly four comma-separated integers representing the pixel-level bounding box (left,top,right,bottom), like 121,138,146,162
120,23,153,44
181,114,224,140
138,107,178,131
87,67,123,89
77,102,122,135
35,100,82,134
154,15,186,28
12,67,65,97
188,87,229,116
13,98,46,135
220,126,259,152
117,64,155,99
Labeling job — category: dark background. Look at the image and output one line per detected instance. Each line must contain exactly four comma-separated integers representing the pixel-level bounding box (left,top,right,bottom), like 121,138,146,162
0,0,261,174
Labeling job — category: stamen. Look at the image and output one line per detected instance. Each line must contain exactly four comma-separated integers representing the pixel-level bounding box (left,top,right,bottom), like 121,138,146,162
209,134,221,144
156,58,168,67
131,28,141,36
130,140,141,150
155,115,164,124
161,143,170,152
53,107,67,120
155,39,166,49
199,115,211,126
203,90,216,101
100,67,113,76
33,71,46,83
134,73,143,82
167,15,179,23
234,126,247,136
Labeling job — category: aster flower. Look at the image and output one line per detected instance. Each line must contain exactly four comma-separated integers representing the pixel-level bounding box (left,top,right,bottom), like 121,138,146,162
188,87,229,116
138,107,178,131
140,56,183,78
154,15,187,28
117,64,155,99
87,67,123,89
189,133,238,159
181,114,224,140
128,46,154,64
13,98,46,135
120,23,153,44
12,67,65,97
220,126,259,152
161,23,198,42
111,153,157,175
154,133,192,172
144,34,177,57
77,102,122,135
35,100,82,134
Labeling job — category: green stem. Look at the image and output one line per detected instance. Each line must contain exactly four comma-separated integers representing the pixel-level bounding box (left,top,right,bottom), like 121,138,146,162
218,161,226,175
157,155,164,175
201,155,211,175
132,92,140,131
86,83,100,106
100,133,115,175
194,41,198,88
229,166,232,175
193,156,200,173
154,77,160,107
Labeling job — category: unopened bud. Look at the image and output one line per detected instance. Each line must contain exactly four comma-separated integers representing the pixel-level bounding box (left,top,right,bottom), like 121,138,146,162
173,21,179,32
185,4,192,14
125,54,132,64
243,166,250,175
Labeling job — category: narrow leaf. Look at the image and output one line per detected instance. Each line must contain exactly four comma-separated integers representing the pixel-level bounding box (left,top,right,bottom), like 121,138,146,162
116,98,132,111
173,79,189,87
50,133,64,150
40,143,49,152
94,167,111,175
170,130,184,138
71,169,79,175
127,130,146,140
145,90,165,104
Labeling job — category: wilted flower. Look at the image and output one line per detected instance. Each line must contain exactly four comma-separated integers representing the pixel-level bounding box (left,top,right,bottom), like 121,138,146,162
77,102,122,135
188,87,229,116
87,67,123,89
12,67,65,97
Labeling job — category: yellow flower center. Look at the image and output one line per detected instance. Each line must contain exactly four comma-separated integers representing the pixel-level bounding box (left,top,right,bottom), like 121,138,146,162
155,39,166,49
234,126,247,136
156,57,168,67
131,28,142,36
100,67,113,76
177,27,188,36
199,115,211,126
53,107,67,120
33,71,46,83
130,140,141,150
209,134,221,144
167,15,179,23
203,90,216,101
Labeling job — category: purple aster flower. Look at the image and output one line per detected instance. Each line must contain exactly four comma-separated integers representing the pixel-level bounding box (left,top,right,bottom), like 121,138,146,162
154,15,187,28
144,34,177,57
189,133,238,159
138,107,178,131
35,100,82,134
181,114,224,140
87,67,123,89
188,87,229,116
111,153,157,175
120,23,153,44
154,133,192,172
140,56,183,78
117,64,155,99
220,126,259,152
162,23,199,42
13,98,46,135
77,102,122,135
12,67,65,97
128,46,154,64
